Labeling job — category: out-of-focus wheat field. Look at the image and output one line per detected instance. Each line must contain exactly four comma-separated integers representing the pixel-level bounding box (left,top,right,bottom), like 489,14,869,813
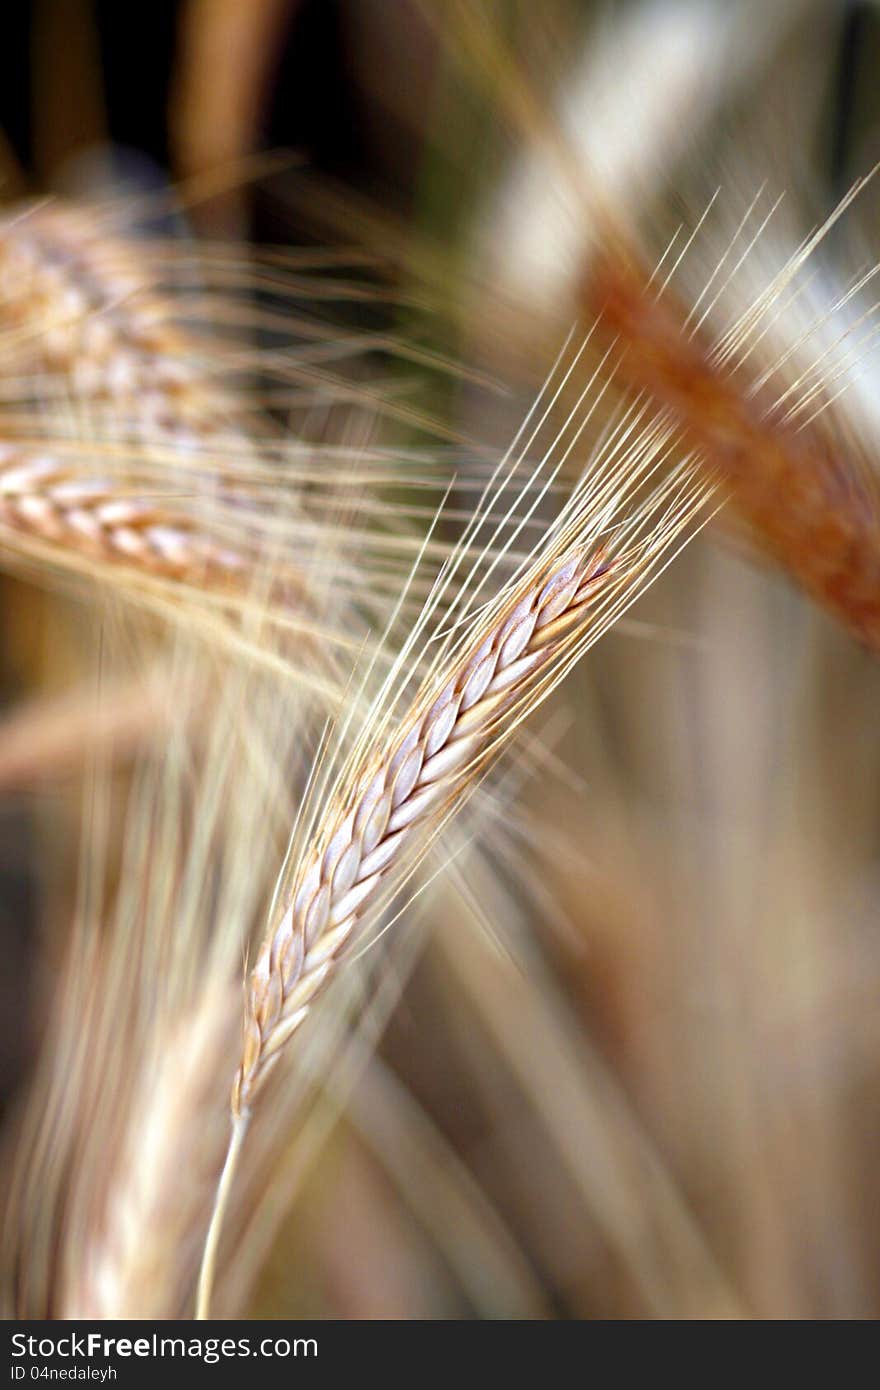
2,0,880,1320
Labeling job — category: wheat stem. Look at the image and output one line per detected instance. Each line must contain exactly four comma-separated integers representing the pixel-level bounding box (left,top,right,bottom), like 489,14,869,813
195,1110,249,1321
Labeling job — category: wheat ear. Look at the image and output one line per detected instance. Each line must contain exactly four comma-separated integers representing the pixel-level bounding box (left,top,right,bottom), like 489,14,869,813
195,438,706,1315
0,205,318,603
0,203,238,435
585,244,880,649
0,205,291,613
0,443,250,582
198,547,612,1317
233,546,612,1113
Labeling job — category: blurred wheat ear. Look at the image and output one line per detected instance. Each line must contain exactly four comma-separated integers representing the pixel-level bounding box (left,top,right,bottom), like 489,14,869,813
0,201,451,706
583,209,880,650
0,205,324,638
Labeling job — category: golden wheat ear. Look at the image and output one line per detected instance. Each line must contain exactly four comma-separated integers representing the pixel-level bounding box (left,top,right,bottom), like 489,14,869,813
194,339,710,1314
234,546,616,1113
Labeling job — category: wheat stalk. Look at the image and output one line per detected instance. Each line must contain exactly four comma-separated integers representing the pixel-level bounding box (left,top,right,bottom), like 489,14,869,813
2,610,319,1319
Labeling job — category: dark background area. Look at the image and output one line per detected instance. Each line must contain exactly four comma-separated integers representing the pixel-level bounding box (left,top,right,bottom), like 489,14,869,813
0,0,430,217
